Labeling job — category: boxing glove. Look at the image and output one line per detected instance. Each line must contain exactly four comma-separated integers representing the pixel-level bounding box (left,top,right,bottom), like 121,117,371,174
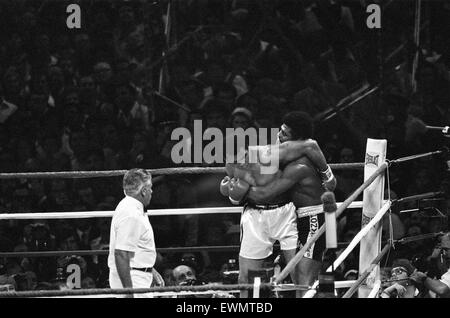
320,165,337,191
323,176,337,192
220,176,231,197
228,178,250,205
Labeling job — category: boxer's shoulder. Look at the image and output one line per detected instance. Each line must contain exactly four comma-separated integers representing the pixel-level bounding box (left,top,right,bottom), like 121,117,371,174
289,156,314,170
284,138,317,149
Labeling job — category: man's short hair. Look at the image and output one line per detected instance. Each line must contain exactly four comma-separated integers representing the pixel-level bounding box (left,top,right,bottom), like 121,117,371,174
391,258,415,276
123,168,152,195
282,111,314,140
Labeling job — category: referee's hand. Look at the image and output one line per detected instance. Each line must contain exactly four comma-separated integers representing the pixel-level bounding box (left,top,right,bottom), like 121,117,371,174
152,268,165,287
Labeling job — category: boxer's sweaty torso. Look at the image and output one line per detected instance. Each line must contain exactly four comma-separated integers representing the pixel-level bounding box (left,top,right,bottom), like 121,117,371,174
237,162,290,205
289,157,324,208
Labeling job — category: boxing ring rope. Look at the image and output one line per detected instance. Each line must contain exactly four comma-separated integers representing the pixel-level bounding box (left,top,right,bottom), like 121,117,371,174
393,191,444,204
367,280,382,298
0,280,363,298
327,190,443,274
302,201,391,299
2,230,442,259
0,282,280,298
388,149,445,165
0,163,364,180
325,200,392,273
55,290,238,298
342,244,392,298
0,246,241,259
0,242,351,259
0,201,367,221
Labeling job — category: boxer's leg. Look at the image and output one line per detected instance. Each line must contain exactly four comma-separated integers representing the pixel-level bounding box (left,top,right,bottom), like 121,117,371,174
274,202,302,296
294,213,324,297
282,248,303,297
239,207,272,298
238,256,266,298
297,257,321,297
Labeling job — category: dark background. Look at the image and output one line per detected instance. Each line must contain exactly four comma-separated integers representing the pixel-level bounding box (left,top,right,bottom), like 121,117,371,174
0,0,449,294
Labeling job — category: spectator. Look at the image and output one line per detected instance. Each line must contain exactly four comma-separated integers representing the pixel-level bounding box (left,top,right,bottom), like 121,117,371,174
410,233,450,298
380,259,418,298
0,263,17,290
172,265,197,286
115,82,151,132
230,107,254,130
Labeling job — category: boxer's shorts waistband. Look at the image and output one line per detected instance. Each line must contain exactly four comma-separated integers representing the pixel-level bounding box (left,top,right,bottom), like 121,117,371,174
296,204,323,218
245,202,291,210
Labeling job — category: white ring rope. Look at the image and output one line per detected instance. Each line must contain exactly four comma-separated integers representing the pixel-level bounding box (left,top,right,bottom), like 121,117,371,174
367,280,381,298
301,280,358,298
7,281,360,298
0,201,367,220
302,281,319,298
302,200,391,297
253,277,261,298
326,200,392,272
0,280,359,298
43,290,240,298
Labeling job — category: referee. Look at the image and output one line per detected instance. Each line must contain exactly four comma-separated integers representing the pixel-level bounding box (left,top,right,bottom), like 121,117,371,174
108,168,164,297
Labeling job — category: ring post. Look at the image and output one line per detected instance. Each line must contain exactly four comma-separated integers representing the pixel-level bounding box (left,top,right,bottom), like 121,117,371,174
253,277,261,298
358,139,387,297
322,192,338,249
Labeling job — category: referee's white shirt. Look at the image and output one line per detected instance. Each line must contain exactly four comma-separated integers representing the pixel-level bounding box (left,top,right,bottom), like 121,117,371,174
108,196,156,271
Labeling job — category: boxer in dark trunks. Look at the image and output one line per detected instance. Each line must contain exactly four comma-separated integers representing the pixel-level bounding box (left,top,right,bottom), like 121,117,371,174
220,111,335,297
246,111,330,297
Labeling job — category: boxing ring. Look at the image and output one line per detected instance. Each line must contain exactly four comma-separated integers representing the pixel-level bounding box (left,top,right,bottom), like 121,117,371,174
0,139,446,298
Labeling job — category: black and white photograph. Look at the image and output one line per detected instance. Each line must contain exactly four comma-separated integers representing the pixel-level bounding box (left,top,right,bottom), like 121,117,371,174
0,0,449,307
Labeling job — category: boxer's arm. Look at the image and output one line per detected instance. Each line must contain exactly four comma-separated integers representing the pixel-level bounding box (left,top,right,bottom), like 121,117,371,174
282,140,336,191
277,139,328,171
267,140,336,191
247,162,305,203
225,163,236,177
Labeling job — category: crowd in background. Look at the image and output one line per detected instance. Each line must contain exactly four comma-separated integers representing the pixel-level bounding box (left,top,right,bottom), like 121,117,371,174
0,0,450,296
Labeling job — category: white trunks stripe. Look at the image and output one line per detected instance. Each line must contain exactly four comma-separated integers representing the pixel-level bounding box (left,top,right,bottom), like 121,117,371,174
296,204,323,219
304,214,319,259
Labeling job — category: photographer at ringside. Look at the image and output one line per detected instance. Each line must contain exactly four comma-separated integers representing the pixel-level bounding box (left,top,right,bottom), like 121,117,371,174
410,232,450,298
